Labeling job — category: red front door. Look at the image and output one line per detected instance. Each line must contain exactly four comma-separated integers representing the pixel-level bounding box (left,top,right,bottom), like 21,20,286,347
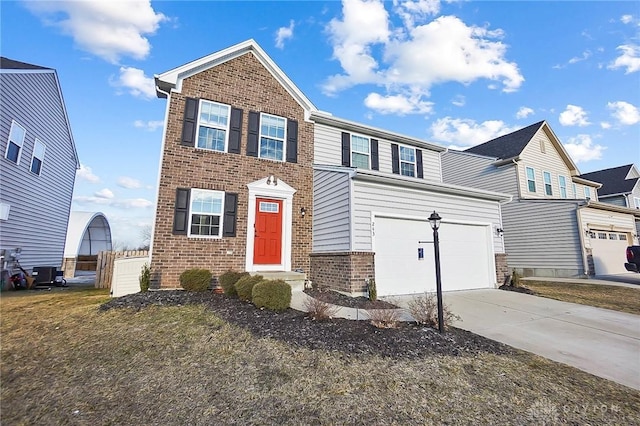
253,198,283,265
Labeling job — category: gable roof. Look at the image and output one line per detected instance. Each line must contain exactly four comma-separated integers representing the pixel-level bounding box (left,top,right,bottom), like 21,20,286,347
0,57,50,70
155,39,317,115
579,164,639,197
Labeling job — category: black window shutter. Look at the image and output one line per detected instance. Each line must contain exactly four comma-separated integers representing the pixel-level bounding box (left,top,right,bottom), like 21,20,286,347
341,132,351,166
223,193,238,237
173,188,190,235
228,107,243,154
286,119,298,163
391,143,400,174
247,111,260,157
416,149,424,178
371,139,379,171
181,98,198,147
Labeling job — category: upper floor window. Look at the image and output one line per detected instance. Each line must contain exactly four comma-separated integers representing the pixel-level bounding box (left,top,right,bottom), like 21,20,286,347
584,186,591,200
399,146,416,177
5,120,26,164
526,167,536,193
558,175,567,198
30,139,46,175
572,183,578,199
259,113,286,161
543,171,553,196
197,100,230,152
351,134,370,169
634,197,640,209
189,189,225,238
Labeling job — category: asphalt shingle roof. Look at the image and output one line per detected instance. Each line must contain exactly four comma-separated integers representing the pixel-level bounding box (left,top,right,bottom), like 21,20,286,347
464,121,545,159
579,164,638,196
0,57,50,70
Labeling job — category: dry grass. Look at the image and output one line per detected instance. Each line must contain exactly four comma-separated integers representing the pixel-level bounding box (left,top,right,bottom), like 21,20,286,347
2,288,639,425
523,280,640,315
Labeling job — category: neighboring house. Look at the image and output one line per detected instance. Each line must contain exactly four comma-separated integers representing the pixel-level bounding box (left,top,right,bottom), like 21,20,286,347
442,121,640,277
0,57,79,273
150,39,511,296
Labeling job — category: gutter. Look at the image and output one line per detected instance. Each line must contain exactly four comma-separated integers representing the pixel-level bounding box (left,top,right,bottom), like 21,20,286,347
571,176,602,188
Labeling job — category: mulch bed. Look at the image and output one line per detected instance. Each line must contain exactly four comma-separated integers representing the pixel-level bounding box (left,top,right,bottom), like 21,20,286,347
303,288,398,309
499,284,535,295
100,291,513,359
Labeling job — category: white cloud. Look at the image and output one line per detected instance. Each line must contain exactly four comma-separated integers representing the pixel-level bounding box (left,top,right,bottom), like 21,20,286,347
134,119,164,131
393,0,441,29
600,122,611,129
516,106,534,119
77,163,100,183
429,117,519,147
275,20,295,49
563,134,605,163
620,15,634,25
608,44,640,74
117,176,143,189
364,92,433,115
74,196,153,209
111,67,156,99
559,105,590,127
95,188,114,199
25,1,167,64
451,95,465,107
607,101,640,125
568,50,592,64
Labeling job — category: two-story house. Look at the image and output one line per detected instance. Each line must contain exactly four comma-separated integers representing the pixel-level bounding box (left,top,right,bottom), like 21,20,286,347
0,57,79,274
442,121,640,277
150,39,511,296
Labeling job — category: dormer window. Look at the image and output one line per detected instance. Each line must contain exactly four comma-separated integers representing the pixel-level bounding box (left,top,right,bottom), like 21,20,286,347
350,134,370,169
526,167,536,193
543,171,553,196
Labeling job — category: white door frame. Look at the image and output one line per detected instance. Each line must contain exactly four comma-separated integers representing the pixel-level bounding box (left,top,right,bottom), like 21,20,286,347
245,177,296,272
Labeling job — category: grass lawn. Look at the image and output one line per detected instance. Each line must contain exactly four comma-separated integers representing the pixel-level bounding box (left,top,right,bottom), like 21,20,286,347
2,288,639,425
522,280,640,315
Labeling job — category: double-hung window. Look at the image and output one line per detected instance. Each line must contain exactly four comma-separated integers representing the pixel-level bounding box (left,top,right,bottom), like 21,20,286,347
5,120,26,164
197,100,230,152
351,134,370,169
634,197,640,209
399,146,416,177
526,167,536,193
584,186,591,200
30,139,46,175
558,175,567,198
189,189,225,237
572,183,578,199
543,171,553,196
259,113,286,161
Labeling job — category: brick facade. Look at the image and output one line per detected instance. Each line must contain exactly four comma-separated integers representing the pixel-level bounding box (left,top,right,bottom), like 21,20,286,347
309,252,375,295
151,52,313,288
494,253,509,286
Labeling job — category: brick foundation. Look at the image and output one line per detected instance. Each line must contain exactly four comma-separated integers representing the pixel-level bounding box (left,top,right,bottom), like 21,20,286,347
494,253,509,286
309,252,375,295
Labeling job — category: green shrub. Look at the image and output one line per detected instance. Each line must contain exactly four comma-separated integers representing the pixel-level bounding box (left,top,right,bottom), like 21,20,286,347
510,269,521,287
218,270,249,296
179,269,212,292
234,274,264,301
368,278,377,302
139,263,151,292
252,279,291,312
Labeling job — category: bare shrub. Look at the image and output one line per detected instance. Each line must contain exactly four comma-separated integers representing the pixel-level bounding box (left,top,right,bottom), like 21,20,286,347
367,309,401,329
304,296,339,320
407,292,460,329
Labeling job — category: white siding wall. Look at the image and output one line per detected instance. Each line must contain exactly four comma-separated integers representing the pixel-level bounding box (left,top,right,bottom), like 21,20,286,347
578,207,636,233
0,71,77,271
441,151,519,197
352,180,505,254
312,169,351,252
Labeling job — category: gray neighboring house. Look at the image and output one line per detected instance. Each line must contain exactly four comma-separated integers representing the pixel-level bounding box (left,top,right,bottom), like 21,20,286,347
579,164,640,235
0,57,79,273
442,120,640,278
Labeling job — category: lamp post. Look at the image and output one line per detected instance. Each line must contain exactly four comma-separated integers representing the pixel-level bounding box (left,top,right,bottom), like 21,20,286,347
428,210,445,333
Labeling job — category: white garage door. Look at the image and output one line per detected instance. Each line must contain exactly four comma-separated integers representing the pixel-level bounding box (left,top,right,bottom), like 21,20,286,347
590,231,630,275
374,217,494,296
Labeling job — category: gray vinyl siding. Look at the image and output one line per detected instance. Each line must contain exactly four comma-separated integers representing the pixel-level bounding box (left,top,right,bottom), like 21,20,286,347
312,169,351,252
598,195,627,208
352,180,505,253
0,71,77,271
502,200,583,273
441,151,519,197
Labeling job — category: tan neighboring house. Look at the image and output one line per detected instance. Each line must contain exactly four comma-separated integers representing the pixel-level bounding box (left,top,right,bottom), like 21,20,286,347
442,120,640,277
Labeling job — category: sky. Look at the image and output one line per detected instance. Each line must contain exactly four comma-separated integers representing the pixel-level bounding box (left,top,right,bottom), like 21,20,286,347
2,0,639,249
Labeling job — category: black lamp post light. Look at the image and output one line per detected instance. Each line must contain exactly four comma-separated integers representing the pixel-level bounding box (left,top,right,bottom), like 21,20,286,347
428,210,445,334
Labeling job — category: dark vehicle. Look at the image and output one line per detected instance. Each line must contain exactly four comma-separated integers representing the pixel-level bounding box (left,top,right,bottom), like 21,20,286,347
625,246,640,273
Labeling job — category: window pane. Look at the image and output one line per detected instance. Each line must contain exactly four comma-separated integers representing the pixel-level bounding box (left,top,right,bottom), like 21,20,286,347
400,146,415,162
351,135,369,153
528,181,536,192
352,152,369,169
197,127,226,151
191,190,223,214
526,167,535,180
200,101,229,127
259,137,284,161
191,214,220,236
6,142,20,163
260,115,285,140
401,162,415,177
9,123,25,144
30,158,42,175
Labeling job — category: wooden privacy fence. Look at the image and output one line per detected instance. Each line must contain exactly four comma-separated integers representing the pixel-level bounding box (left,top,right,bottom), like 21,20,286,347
95,250,149,289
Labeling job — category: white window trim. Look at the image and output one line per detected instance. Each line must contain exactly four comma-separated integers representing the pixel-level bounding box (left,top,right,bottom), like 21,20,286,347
350,133,371,169
398,144,416,177
196,99,231,153
30,138,46,176
258,112,287,162
5,120,26,164
572,183,578,199
526,166,536,193
558,175,567,198
543,171,553,196
187,188,225,239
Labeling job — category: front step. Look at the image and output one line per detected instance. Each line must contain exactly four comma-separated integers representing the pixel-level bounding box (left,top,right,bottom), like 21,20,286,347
250,271,307,292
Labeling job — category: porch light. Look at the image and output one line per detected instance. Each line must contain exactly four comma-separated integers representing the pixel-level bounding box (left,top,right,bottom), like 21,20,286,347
496,227,504,237
300,207,306,217
428,211,441,230
428,210,445,333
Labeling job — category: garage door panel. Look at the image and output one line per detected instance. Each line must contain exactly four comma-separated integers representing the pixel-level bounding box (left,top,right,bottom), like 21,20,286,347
589,231,630,275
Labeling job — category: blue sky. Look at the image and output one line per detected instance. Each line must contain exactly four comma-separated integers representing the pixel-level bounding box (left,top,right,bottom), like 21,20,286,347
2,0,639,248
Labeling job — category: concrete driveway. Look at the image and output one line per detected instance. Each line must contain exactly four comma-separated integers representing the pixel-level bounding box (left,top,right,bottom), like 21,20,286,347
391,289,640,390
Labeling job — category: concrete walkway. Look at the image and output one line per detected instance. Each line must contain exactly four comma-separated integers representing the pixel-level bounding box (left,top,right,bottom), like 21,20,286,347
391,289,640,390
